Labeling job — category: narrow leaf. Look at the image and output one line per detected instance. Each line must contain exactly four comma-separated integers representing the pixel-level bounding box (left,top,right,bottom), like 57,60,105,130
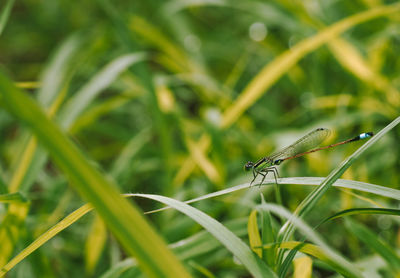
345,218,400,273
248,210,262,258
293,256,312,278
0,192,26,203
131,193,277,278
0,73,191,278
58,53,147,129
0,0,15,36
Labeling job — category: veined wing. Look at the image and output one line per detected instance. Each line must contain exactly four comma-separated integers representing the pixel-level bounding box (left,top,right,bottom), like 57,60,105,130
269,128,331,162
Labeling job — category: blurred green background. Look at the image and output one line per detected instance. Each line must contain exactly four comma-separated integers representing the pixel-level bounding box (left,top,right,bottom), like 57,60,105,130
1,0,400,277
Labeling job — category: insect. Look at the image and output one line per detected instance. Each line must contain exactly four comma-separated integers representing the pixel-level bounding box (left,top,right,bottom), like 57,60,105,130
244,128,373,186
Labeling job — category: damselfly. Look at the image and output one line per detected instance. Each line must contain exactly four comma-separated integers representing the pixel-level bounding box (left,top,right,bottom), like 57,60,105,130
244,128,373,186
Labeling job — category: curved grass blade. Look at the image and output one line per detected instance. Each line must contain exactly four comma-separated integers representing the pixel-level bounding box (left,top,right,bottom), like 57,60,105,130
277,177,400,201
99,258,136,278
109,127,151,180
0,0,15,36
38,34,82,108
322,208,400,224
58,53,147,129
70,95,133,134
345,218,400,274
0,73,191,278
130,193,277,278
145,177,400,215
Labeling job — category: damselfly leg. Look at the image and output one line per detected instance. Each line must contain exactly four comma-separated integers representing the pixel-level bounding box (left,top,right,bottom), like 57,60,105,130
249,166,280,187
260,167,279,186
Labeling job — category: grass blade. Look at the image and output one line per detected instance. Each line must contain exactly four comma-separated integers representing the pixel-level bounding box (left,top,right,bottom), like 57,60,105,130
0,204,93,276
260,194,276,267
323,208,400,223
255,203,363,278
38,34,82,107
131,193,277,278
0,73,191,278
265,241,354,277
0,192,26,203
248,210,263,258
345,218,400,274
146,177,400,216
0,0,15,36
58,53,147,129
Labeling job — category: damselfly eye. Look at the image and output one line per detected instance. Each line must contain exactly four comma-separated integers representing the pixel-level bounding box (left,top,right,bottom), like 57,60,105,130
244,161,254,171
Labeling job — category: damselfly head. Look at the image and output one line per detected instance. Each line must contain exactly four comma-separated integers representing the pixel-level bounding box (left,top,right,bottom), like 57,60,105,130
244,161,254,171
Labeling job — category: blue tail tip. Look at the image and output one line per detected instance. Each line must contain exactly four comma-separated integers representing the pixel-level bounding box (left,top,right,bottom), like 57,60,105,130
360,132,373,139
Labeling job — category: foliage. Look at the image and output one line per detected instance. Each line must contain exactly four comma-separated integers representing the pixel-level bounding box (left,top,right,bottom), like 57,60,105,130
0,0,400,277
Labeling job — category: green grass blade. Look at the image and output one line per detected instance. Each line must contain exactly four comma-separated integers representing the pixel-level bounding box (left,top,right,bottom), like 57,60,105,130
0,36,86,265
130,193,277,278
248,210,263,258
255,203,363,278
274,177,400,201
38,34,82,107
0,173,6,194
0,192,26,203
345,218,400,274
260,194,276,268
146,177,400,215
0,204,93,276
99,259,136,278
264,241,357,277
110,127,151,180
69,95,132,134
85,215,107,275
0,0,15,36
172,218,249,260
0,73,190,278
322,208,400,224
57,53,147,129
